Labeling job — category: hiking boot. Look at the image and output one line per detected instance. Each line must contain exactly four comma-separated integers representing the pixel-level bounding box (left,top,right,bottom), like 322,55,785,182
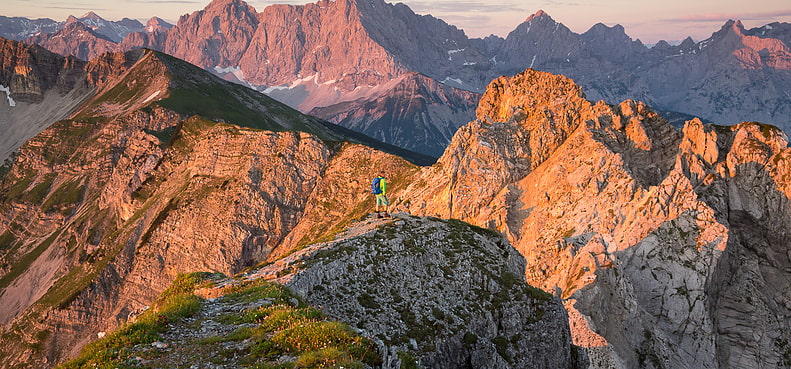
376,213,383,218
383,213,391,218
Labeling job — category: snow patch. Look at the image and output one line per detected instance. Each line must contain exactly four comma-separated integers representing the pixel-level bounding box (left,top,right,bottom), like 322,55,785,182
263,85,290,94
214,66,241,74
447,48,465,61
0,85,16,107
463,62,476,66
262,74,318,94
529,55,537,68
441,77,463,85
214,66,257,89
142,90,161,104
765,24,773,30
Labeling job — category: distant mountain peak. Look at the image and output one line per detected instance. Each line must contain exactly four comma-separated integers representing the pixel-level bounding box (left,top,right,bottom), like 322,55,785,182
62,20,99,33
583,22,631,41
205,0,256,11
145,16,173,33
81,11,103,21
525,10,551,22
678,36,697,49
719,19,747,35
589,22,626,33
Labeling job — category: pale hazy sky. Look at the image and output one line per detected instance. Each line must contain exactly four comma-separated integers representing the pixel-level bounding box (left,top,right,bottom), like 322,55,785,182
3,0,791,43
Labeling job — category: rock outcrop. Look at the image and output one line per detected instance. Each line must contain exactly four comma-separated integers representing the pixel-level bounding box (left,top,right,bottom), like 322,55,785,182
51,216,588,369
395,69,791,368
261,214,587,368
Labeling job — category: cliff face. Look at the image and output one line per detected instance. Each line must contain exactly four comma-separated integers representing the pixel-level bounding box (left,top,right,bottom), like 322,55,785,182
394,69,791,368
0,37,92,162
310,72,480,157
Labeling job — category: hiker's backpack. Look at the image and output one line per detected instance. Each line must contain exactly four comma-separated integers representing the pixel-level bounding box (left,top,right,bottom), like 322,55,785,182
371,177,382,194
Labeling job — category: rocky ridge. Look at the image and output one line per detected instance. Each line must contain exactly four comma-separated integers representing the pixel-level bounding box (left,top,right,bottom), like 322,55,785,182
260,214,586,368
0,47,428,367
15,0,791,155
1,12,145,43
55,215,586,369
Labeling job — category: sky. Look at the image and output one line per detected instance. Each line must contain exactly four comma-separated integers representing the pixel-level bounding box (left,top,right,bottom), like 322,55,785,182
3,0,791,44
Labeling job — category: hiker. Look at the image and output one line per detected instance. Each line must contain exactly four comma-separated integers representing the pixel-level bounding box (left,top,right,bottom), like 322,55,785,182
372,171,390,218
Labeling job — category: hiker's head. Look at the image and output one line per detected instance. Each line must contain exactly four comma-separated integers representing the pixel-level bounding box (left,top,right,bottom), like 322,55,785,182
380,171,385,177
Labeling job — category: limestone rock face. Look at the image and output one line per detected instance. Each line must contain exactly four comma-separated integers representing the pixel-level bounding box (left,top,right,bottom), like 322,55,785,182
262,214,587,369
396,68,791,368
41,121,337,361
0,38,87,102
0,38,93,161
160,0,259,74
118,17,171,53
310,72,480,157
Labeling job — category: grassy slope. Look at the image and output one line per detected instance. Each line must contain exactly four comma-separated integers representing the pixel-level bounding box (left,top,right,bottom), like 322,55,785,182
58,273,380,369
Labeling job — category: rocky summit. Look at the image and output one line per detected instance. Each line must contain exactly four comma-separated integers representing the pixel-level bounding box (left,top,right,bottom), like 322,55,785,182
394,69,791,368
0,32,790,369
